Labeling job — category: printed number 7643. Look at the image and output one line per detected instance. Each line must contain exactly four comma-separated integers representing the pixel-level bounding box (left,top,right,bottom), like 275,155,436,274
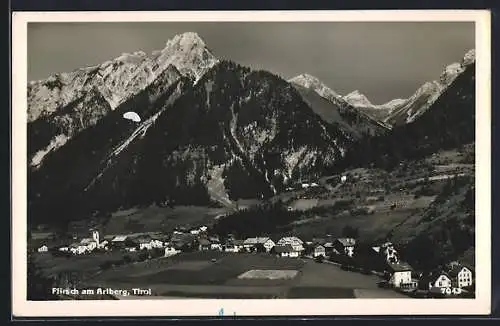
440,287,462,295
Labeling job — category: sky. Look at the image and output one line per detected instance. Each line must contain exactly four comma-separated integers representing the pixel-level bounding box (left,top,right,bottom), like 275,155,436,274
28,22,475,104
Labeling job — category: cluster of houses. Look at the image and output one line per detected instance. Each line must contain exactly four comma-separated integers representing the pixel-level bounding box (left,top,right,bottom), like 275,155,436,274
34,229,171,256
33,224,474,297
352,241,474,295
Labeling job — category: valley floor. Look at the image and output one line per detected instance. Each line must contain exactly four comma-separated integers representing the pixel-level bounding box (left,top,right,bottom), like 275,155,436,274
41,252,407,299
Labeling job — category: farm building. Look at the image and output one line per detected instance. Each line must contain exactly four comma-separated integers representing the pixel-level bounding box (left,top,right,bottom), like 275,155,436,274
164,245,179,257
111,235,128,248
274,245,299,258
198,238,211,251
210,242,223,251
37,245,49,253
423,272,453,291
224,239,244,253
58,246,70,252
313,245,326,258
387,262,417,289
277,236,304,252
448,264,474,288
69,242,88,255
243,237,275,252
333,238,356,257
134,235,163,250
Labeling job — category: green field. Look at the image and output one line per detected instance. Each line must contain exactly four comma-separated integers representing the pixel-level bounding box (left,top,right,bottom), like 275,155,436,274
80,252,404,299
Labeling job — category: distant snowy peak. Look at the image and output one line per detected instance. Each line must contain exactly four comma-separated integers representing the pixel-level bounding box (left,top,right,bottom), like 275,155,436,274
462,49,476,67
439,49,476,86
343,90,373,108
288,73,341,102
27,32,218,122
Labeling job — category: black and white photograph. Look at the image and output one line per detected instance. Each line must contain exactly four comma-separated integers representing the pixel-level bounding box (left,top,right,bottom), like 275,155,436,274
12,10,491,316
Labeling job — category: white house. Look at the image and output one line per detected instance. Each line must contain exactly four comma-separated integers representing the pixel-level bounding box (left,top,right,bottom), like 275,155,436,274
139,242,153,250
277,237,304,252
243,237,275,252
275,245,299,258
58,246,70,252
80,238,97,252
340,175,347,183
190,229,200,235
150,239,164,248
313,245,326,258
449,265,474,288
428,273,452,290
164,246,179,257
387,262,416,289
199,226,208,232
37,245,49,253
70,243,88,255
224,240,244,253
210,243,223,251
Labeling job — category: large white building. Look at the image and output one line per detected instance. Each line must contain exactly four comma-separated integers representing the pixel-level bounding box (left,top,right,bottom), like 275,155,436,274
277,237,304,252
449,265,474,288
243,237,275,252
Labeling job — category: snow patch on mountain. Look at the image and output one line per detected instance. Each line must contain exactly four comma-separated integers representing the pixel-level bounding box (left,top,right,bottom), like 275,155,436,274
343,90,373,107
30,134,69,168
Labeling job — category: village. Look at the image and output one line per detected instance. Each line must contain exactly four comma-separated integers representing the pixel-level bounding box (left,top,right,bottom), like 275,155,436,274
31,218,475,299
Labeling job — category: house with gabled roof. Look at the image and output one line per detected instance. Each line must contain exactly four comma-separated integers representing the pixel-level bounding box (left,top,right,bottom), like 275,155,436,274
333,238,356,257
224,239,244,253
313,245,326,258
274,245,299,258
198,238,211,251
448,264,474,288
386,262,417,289
421,271,453,291
277,236,304,252
243,237,275,252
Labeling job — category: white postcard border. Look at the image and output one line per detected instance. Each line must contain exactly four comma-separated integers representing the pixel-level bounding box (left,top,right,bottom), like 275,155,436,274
11,10,491,317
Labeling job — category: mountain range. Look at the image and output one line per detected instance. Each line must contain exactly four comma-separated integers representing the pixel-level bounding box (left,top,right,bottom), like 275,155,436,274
288,48,475,127
27,32,476,227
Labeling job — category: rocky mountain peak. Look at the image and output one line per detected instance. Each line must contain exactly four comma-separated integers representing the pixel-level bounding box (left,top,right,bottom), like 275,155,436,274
288,73,341,101
344,90,373,107
165,32,207,49
462,49,476,66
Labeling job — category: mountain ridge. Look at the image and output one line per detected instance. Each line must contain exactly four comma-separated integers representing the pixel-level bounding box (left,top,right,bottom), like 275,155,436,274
288,49,475,126
28,32,218,123
28,60,354,225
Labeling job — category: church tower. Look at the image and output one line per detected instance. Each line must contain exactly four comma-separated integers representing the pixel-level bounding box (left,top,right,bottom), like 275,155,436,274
91,229,100,245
